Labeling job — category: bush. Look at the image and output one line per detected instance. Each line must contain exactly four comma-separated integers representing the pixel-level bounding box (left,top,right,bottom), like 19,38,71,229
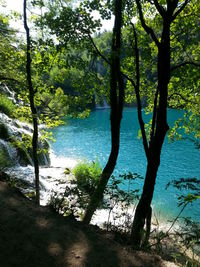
0,94,16,117
73,160,101,196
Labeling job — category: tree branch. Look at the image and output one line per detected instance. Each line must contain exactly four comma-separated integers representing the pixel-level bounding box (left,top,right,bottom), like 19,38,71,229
153,0,165,17
135,0,160,47
88,34,111,66
148,203,188,248
168,92,198,105
0,76,21,83
171,61,200,72
132,24,149,159
40,99,54,113
88,33,137,92
27,7,42,16
172,0,190,21
0,26,25,35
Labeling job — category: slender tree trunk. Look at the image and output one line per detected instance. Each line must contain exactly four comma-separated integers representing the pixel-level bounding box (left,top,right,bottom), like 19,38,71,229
130,158,159,246
131,20,170,247
82,0,124,224
24,0,40,205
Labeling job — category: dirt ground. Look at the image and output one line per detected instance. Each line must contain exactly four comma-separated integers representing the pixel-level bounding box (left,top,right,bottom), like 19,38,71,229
0,180,180,267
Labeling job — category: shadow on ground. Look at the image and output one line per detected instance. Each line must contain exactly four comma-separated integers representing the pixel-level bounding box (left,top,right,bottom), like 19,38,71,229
0,180,175,267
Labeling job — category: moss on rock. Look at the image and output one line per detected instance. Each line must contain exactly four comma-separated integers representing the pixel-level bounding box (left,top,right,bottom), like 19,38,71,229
0,148,12,168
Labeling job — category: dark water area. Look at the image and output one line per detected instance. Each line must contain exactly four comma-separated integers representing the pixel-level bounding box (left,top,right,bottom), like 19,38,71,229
51,108,200,221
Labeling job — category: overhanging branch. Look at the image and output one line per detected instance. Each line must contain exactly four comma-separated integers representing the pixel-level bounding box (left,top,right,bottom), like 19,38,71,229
88,34,111,66
171,61,200,72
168,92,198,105
88,33,137,89
135,0,160,47
0,76,21,83
172,0,190,21
153,0,165,17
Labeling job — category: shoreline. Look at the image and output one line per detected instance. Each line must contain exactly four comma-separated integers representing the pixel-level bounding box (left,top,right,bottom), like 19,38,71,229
6,151,182,235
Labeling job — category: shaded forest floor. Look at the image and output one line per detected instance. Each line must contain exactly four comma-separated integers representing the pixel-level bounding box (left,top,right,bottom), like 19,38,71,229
0,178,188,267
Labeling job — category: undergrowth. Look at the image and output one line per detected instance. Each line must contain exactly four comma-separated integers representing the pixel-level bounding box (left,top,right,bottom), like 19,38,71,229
0,94,16,117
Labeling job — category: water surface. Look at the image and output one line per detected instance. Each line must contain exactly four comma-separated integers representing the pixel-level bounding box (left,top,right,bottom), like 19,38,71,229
51,108,200,221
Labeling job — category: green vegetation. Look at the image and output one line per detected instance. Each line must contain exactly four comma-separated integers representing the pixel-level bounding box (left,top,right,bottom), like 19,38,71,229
0,95,16,118
64,167,71,175
73,160,101,196
10,135,33,166
0,0,199,264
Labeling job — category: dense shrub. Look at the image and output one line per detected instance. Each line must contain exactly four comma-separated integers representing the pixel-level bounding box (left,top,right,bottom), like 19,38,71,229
0,94,16,117
73,160,101,196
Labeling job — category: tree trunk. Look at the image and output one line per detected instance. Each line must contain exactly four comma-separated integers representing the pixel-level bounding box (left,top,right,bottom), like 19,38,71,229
131,20,170,247
82,0,124,224
24,0,40,205
130,158,159,246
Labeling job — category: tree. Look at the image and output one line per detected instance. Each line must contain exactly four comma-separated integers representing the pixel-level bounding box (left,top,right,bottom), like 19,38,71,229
128,0,198,247
22,0,199,239
31,0,125,222
82,0,124,224
24,0,40,205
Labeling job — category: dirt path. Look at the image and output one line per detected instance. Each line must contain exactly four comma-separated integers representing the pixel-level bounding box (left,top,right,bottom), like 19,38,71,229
0,180,178,267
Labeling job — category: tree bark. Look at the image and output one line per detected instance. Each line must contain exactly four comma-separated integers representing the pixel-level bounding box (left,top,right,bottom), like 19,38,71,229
131,18,171,247
24,0,40,205
82,0,124,224
130,0,190,246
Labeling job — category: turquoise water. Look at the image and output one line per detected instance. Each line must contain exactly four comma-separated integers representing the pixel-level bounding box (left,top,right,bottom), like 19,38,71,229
51,108,200,221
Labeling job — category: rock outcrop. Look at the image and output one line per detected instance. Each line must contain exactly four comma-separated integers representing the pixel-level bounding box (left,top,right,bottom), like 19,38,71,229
0,84,50,168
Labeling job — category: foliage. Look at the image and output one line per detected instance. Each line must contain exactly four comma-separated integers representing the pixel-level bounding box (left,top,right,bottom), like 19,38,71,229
48,160,102,218
166,177,200,207
48,171,142,231
0,94,16,117
10,135,33,166
73,160,101,196
10,133,50,166
122,0,200,142
103,173,142,233
64,167,71,175
11,133,32,151
0,0,199,251
168,112,200,148
0,12,25,86
32,0,109,110
175,218,200,255
48,191,71,216
166,177,200,260
0,2,91,128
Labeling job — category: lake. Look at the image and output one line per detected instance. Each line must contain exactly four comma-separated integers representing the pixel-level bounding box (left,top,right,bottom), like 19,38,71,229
51,108,200,221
